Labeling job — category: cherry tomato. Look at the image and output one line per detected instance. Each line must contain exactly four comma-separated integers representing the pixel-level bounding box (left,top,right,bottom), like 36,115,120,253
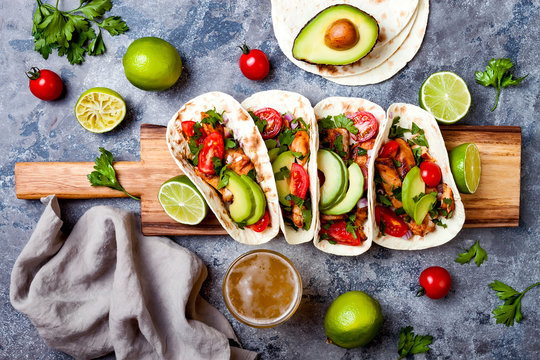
198,132,224,174
320,220,362,246
379,140,399,158
26,67,63,101
254,107,282,139
418,266,452,299
248,210,269,232
290,163,309,200
420,161,442,187
181,121,196,137
349,111,378,142
238,44,269,81
375,206,408,237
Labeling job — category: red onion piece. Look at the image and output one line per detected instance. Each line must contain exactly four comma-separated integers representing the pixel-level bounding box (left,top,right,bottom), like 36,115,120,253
224,127,232,138
222,113,229,124
284,112,294,122
357,198,368,208
403,230,413,240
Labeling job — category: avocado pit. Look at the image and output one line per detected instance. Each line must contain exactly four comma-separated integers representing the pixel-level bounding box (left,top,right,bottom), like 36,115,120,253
324,19,359,51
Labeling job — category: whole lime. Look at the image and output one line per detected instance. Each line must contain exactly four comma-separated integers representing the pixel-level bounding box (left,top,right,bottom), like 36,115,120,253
122,37,182,91
324,290,383,349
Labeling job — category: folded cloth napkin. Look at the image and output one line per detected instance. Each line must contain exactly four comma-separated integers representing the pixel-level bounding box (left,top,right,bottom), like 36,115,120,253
10,195,257,360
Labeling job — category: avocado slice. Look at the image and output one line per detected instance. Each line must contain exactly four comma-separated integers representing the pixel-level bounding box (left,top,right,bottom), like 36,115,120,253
322,162,364,215
402,167,425,217
413,193,437,225
241,174,267,225
292,4,379,66
226,170,255,223
272,151,297,206
318,149,348,210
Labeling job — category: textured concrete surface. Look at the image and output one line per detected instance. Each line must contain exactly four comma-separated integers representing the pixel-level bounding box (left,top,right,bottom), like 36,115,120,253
1,0,539,359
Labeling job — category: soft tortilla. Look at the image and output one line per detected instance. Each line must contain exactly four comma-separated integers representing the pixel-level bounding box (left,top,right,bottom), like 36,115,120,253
241,90,319,245
324,0,429,86
166,92,281,245
370,103,465,250
313,97,386,256
271,0,419,78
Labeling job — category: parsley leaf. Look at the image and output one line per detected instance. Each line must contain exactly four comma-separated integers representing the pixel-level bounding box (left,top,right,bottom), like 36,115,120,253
202,109,224,127
264,139,277,150
455,240,487,267
278,129,296,148
87,147,139,200
398,326,433,359
274,166,291,181
378,194,392,207
489,280,540,327
224,138,238,149
333,135,347,158
319,114,358,134
475,58,528,111
285,194,304,208
217,166,229,189
389,117,409,139
249,111,268,133
302,208,312,231
431,218,447,228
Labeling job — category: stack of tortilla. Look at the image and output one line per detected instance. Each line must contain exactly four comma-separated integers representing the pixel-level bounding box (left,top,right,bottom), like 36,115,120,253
271,0,429,86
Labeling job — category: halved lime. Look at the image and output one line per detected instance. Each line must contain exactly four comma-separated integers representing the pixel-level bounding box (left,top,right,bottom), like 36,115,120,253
158,175,207,225
419,71,471,124
75,87,126,133
449,143,481,194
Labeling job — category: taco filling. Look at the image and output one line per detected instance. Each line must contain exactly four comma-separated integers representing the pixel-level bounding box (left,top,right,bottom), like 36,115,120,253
181,109,270,232
249,108,313,231
317,111,378,246
374,117,455,239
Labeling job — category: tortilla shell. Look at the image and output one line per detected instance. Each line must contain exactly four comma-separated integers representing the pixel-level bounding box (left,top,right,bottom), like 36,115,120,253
166,92,280,245
313,97,386,256
371,103,465,250
241,90,319,245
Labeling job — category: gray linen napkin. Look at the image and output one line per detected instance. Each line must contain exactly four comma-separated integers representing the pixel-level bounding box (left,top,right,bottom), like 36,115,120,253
10,195,257,360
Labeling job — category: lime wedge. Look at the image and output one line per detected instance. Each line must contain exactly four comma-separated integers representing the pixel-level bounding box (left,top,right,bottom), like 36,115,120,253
158,175,207,225
449,143,481,194
419,71,471,124
75,87,126,133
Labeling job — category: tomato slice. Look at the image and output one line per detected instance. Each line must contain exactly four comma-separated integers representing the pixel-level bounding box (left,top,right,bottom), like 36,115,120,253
181,121,196,137
198,132,224,174
379,140,399,158
349,111,378,142
375,206,408,237
420,161,442,187
320,220,362,246
290,163,309,200
254,107,283,139
248,210,269,232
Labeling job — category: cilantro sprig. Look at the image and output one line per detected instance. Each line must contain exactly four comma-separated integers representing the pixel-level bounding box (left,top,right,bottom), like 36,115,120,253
32,0,129,64
398,326,433,359
455,240,487,267
489,280,540,327
319,114,358,134
475,58,528,111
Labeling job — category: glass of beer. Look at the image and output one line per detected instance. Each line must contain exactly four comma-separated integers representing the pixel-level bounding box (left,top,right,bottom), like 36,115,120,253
222,249,302,328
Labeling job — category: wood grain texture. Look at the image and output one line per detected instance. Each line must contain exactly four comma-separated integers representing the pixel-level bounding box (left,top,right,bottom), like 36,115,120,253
15,124,521,235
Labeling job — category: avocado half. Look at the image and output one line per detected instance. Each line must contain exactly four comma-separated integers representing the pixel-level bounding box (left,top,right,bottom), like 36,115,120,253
292,4,379,66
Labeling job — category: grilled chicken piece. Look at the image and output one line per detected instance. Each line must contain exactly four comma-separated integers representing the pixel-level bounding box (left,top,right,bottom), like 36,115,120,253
290,131,310,165
321,214,347,221
359,139,375,150
440,183,455,217
325,128,349,159
352,139,375,167
196,169,234,203
411,144,434,162
352,206,368,242
375,157,403,208
354,154,368,167
395,139,416,179
224,148,254,176
408,214,436,236
292,204,305,228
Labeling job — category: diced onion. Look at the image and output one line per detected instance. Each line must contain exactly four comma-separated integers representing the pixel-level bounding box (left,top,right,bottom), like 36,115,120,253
357,198,368,208
403,230,413,240
284,112,294,123
222,113,229,124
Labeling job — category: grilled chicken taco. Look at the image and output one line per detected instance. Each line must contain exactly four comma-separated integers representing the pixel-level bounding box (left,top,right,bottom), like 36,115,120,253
167,92,280,245
313,97,386,256
371,103,465,250
241,90,319,244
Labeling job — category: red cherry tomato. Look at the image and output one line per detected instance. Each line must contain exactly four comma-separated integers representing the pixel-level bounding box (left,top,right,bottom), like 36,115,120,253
375,206,408,237
238,44,269,81
248,210,269,232
379,140,399,158
418,266,452,299
349,111,378,142
198,132,224,174
26,67,63,101
320,220,362,246
254,107,282,139
181,121,196,137
290,163,309,200
420,161,442,187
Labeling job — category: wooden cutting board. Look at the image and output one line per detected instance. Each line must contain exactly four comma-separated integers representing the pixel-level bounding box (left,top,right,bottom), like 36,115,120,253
15,124,521,236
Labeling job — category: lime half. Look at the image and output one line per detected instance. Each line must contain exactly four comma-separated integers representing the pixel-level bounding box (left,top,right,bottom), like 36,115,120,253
419,71,471,124
158,175,207,225
449,143,481,194
75,87,126,133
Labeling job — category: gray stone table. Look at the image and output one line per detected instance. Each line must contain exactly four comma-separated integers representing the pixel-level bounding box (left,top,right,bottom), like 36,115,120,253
1,0,539,359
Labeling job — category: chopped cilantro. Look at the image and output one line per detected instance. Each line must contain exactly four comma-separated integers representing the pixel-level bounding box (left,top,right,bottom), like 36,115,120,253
388,117,409,139
224,138,237,149
217,166,229,189
319,114,358,134
274,166,291,181
247,168,257,181
249,111,268,133
265,139,277,149
202,109,224,127
378,194,393,207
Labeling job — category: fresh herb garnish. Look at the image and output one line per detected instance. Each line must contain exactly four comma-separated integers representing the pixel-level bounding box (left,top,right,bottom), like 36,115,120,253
355,147,367,156
211,157,223,174
378,194,392,207
475,58,528,111
345,213,357,238
411,146,423,165
333,135,347,158
408,124,429,147
395,207,406,216
202,109,224,128
217,166,229,189
87,147,139,200
285,193,304,208
249,111,267,133
412,192,426,203
455,240,487,267
431,218,447,228
274,166,291,181
302,208,312,231
264,139,277,150
391,186,402,201
322,222,331,230
292,151,304,159
392,159,402,168
224,138,237,150
319,114,358,134
489,280,540,327
32,0,128,64
388,117,409,139
443,198,453,206
247,168,257,181
379,220,386,235
278,129,296,148
398,326,433,359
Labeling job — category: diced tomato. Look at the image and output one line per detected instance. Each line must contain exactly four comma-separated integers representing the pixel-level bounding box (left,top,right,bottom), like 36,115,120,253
181,121,196,137
290,163,309,200
375,206,408,237
320,220,362,246
198,132,224,174
349,111,378,142
254,107,283,139
248,210,269,232
420,161,442,187
379,140,399,158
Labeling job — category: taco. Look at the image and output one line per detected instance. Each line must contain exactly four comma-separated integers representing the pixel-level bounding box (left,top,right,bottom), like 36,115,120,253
370,103,465,250
241,90,319,245
166,92,280,245
313,97,386,256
